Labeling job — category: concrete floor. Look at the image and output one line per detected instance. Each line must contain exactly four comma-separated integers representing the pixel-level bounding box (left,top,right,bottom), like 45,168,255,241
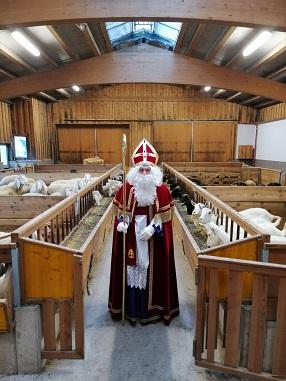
0,230,243,381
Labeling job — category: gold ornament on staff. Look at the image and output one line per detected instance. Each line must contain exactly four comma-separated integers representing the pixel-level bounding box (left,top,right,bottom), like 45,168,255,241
121,133,127,325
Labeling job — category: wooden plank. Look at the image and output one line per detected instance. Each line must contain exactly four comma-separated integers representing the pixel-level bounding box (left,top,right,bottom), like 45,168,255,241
59,300,72,351
203,238,259,299
1,1,285,30
206,186,286,203
0,302,8,331
20,239,75,299
0,196,64,219
192,121,236,162
34,164,115,172
41,350,82,359
173,208,200,274
224,270,242,368
196,359,280,381
207,268,218,362
42,299,56,351
247,274,268,373
1,47,286,102
74,255,84,358
194,266,206,360
272,277,286,378
199,255,286,277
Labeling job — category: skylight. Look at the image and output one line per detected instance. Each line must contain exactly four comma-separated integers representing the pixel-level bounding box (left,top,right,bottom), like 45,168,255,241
105,21,182,48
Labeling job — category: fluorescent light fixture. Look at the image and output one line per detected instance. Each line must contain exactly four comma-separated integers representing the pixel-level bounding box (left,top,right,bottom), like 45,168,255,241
11,31,40,56
243,31,272,57
204,86,211,91
72,85,80,92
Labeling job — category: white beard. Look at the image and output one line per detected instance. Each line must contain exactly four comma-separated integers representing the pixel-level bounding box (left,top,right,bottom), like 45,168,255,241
127,165,163,206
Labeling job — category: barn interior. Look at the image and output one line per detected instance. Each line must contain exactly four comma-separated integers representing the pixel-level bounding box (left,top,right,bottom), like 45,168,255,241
0,2,286,380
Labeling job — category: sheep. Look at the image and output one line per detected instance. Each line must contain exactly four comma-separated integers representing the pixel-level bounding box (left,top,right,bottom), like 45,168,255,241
0,185,18,196
231,180,257,186
29,180,48,195
7,175,31,195
171,185,184,198
186,176,204,186
251,221,286,237
0,175,19,186
205,222,230,248
47,180,81,195
102,179,122,197
92,190,103,206
270,236,286,243
238,208,281,227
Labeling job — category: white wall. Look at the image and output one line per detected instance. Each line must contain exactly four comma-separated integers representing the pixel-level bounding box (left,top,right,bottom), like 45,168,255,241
236,124,256,159
256,119,286,161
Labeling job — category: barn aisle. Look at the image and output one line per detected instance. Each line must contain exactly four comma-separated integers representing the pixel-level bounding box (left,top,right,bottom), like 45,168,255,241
0,229,236,381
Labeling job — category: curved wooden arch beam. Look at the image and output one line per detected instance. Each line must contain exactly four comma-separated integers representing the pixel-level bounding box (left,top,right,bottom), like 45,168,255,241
0,46,285,102
1,0,286,31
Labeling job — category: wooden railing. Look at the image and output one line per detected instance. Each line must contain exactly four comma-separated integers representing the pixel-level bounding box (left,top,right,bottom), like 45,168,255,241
163,162,263,241
164,162,286,186
11,164,121,245
195,255,286,381
9,164,120,359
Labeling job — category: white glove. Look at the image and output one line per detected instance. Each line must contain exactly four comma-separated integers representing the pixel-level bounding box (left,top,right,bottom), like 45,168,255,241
117,215,129,234
139,224,155,241
117,222,129,234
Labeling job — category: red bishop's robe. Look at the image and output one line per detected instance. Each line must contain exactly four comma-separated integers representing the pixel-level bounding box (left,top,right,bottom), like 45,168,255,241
108,181,179,324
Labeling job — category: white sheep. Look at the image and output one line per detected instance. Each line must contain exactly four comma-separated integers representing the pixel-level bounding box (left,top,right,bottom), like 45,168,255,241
0,175,19,186
238,208,281,227
0,185,18,196
205,222,230,247
251,221,286,237
29,180,48,195
92,190,102,206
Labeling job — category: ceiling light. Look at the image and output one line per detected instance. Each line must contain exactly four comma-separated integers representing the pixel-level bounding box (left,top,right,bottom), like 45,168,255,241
72,85,80,92
11,31,40,56
204,86,211,91
243,31,272,57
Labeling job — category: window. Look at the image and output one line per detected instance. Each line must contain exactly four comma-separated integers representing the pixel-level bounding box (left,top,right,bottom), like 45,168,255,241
106,21,182,47
0,144,9,166
14,136,28,159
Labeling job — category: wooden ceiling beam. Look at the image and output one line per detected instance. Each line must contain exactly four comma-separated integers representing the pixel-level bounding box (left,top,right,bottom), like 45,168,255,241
246,41,286,73
77,23,101,56
0,42,37,72
240,95,262,105
38,91,57,101
255,99,278,108
225,92,242,101
23,29,58,68
0,46,286,102
186,24,206,55
98,23,112,52
0,66,16,79
1,1,286,30
174,23,189,53
46,25,79,61
224,30,261,68
213,89,225,97
267,65,286,79
56,88,71,98
206,26,237,62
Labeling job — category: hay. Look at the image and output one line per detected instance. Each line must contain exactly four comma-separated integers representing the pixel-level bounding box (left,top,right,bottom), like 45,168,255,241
63,197,112,250
175,200,208,250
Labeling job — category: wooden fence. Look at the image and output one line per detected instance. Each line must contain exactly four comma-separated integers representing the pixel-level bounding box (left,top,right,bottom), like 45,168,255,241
195,255,286,381
6,163,121,358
